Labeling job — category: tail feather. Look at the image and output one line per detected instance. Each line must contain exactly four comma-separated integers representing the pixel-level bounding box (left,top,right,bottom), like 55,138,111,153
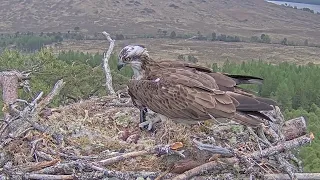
227,91,274,111
225,74,264,85
241,111,273,122
233,112,264,127
254,97,278,106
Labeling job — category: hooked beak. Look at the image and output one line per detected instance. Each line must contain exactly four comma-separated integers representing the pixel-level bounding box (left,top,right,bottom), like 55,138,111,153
117,60,125,70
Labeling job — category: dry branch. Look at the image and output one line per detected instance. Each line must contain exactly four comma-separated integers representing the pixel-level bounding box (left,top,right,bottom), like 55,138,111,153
18,160,60,172
98,150,151,166
172,134,313,180
282,116,307,141
24,174,74,180
264,173,320,180
36,79,65,114
0,79,65,147
98,143,184,166
246,134,312,160
0,70,30,121
102,31,115,95
171,158,237,180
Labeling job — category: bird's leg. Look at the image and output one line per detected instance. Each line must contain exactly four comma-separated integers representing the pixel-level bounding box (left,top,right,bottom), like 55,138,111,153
139,109,163,131
139,107,148,123
139,107,148,129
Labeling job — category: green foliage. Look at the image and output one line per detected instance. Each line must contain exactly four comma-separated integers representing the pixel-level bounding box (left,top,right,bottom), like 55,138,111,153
220,60,320,110
177,54,198,63
250,34,272,44
57,50,102,67
211,32,217,41
0,34,61,52
115,34,125,40
275,0,320,5
74,27,80,31
170,31,176,39
0,49,132,116
250,36,260,42
278,1,319,13
281,38,288,45
260,34,271,43
217,60,320,172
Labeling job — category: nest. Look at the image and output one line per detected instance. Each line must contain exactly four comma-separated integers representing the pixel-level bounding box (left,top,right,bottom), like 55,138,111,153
0,80,314,180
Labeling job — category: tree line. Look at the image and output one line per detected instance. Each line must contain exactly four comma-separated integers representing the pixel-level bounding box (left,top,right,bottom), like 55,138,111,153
217,60,320,172
1,30,318,55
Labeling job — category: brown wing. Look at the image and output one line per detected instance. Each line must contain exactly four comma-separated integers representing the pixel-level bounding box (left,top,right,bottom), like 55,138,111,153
128,70,237,121
151,60,264,90
128,68,275,127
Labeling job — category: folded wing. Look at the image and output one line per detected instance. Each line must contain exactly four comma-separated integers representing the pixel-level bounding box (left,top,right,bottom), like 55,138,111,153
128,68,275,127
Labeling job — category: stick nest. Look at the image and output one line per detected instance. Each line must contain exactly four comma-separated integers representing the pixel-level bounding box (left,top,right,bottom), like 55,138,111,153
0,89,314,180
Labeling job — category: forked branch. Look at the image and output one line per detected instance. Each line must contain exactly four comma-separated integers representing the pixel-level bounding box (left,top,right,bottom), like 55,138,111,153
102,31,115,95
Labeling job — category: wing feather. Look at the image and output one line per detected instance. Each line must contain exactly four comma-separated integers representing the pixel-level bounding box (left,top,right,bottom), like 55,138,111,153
128,75,236,122
128,60,277,126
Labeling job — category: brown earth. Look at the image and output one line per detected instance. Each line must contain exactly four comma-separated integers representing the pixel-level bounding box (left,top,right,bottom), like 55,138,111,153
0,0,320,43
51,38,320,65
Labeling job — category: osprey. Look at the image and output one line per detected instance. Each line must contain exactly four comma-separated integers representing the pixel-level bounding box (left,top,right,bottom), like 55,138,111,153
118,45,276,130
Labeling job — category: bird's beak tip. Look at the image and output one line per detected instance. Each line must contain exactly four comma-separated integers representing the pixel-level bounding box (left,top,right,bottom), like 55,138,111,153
117,64,124,70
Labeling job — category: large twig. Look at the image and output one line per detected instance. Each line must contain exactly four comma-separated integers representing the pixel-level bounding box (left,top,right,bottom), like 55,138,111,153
98,150,151,166
36,79,65,114
246,134,312,160
102,31,115,95
24,174,74,180
33,160,175,179
282,116,307,141
0,71,21,121
172,134,313,180
98,143,183,166
264,173,320,180
0,80,65,147
171,158,237,180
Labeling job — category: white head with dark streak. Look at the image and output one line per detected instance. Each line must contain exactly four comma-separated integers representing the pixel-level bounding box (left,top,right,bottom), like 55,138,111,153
117,45,150,77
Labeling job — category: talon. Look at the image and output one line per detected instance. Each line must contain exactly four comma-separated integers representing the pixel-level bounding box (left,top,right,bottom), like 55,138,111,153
139,107,149,130
139,110,162,131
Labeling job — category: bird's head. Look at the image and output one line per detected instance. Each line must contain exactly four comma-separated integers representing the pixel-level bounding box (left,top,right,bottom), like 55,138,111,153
117,45,149,71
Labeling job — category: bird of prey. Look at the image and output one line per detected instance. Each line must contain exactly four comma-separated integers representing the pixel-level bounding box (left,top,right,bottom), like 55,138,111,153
117,45,276,130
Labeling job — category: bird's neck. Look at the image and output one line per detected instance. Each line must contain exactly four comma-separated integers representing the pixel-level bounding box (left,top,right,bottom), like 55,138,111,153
130,55,152,80
141,55,156,70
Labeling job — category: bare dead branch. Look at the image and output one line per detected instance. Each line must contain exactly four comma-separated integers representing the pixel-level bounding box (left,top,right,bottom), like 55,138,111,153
172,134,313,180
18,160,60,172
0,80,65,147
33,160,175,179
36,79,65,113
282,116,307,141
246,134,312,160
264,173,320,180
102,31,115,95
24,174,74,180
172,158,237,180
98,150,151,166
193,139,234,157
98,143,183,166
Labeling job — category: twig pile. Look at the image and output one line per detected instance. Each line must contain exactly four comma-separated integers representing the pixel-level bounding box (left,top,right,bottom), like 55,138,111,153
0,80,315,180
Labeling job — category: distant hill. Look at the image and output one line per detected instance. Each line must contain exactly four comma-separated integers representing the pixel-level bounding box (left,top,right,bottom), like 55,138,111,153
0,0,320,43
272,0,320,5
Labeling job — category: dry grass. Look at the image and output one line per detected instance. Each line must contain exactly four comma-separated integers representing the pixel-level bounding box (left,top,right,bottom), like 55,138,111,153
1,94,311,179
2,94,254,175
52,38,320,65
2,96,209,172
0,0,320,43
